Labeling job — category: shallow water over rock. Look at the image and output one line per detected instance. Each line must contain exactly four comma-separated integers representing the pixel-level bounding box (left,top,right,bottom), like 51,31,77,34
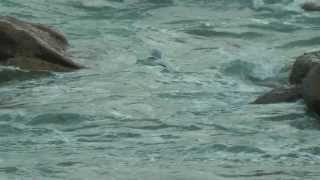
1,0,320,179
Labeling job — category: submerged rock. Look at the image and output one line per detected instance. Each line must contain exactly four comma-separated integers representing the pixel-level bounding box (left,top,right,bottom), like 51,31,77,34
252,85,302,104
0,16,82,72
301,2,320,12
0,66,51,83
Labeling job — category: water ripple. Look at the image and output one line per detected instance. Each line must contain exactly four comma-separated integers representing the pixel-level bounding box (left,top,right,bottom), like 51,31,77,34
27,113,92,126
0,124,24,136
0,167,19,174
184,29,264,39
278,37,320,48
1,0,320,179
189,144,266,154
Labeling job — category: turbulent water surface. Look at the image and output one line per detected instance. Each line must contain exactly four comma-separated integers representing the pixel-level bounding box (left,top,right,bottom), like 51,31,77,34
1,0,320,179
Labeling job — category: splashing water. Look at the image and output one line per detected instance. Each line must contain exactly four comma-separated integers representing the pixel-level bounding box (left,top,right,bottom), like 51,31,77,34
1,0,320,179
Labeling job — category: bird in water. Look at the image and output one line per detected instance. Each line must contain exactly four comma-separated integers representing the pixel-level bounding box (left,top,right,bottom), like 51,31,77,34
136,49,176,73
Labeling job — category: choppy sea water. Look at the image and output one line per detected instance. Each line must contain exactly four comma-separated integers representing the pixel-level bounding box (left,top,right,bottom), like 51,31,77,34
1,0,320,179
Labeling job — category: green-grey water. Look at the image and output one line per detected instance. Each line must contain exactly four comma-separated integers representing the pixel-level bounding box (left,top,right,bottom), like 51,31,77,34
1,0,320,179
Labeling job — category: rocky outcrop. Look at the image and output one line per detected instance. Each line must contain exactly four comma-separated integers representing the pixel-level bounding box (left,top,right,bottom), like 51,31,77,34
253,50,320,115
0,16,82,71
302,64,320,114
289,51,320,84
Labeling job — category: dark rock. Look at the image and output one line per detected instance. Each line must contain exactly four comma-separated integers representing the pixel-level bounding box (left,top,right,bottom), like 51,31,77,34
253,51,320,105
302,65,320,115
252,47,320,116
289,51,320,84
301,2,320,12
252,85,302,104
0,16,82,71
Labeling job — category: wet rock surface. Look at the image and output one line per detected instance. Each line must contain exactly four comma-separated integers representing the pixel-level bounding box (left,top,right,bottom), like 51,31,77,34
0,16,82,72
302,64,320,115
289,51,320,85
301,2,320,12
253,50,320,115
252,85,302,104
